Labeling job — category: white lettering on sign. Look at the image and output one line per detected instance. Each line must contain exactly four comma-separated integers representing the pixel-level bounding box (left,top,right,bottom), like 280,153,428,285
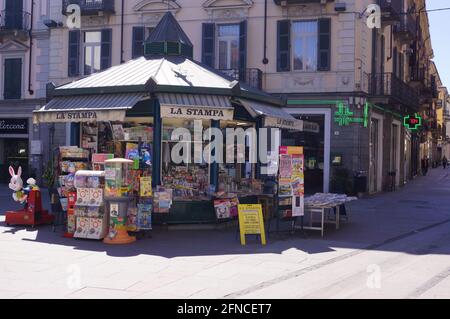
0,120,26,131
264,117,303,130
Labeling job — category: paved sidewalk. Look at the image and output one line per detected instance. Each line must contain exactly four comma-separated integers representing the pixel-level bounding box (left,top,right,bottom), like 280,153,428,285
0,168,449,299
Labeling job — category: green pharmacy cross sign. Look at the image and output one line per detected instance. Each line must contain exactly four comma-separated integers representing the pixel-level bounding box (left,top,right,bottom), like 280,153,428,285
334,102,369,128
404,114,422,131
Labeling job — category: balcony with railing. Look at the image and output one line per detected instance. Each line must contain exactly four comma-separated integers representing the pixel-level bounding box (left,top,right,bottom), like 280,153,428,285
420,75,438,100
219,68,263,91
394,12,417,41
410,66,425,83
62,0,115,16
378,0,402,22
0,10,31,35
365,72,420,111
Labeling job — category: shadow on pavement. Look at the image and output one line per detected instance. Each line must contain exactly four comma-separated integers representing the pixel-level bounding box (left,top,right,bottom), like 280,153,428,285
1,167,450,258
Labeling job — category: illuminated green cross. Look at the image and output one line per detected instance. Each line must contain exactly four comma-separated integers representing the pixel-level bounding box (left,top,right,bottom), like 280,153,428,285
404,114,422,131
335,102,367,127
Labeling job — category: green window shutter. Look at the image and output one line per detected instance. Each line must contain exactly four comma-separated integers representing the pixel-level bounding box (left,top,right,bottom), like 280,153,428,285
68,30,81,77
4,58,22,100
5,0,23,29
202,23,215,68
239,20,248,77
277,20,290,72
318,18,331,71
101,29,112,70
132,26,145,59
393,47,398,77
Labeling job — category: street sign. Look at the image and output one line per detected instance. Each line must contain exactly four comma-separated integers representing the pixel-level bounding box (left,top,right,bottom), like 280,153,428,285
238,204,266,246
404,114,422,131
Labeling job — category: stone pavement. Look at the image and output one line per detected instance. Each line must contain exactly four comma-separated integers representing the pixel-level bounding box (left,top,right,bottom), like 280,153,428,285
0,168,450,299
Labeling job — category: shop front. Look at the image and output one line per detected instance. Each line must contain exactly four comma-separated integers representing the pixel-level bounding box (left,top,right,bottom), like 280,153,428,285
0,118,29,184
33,12,306,240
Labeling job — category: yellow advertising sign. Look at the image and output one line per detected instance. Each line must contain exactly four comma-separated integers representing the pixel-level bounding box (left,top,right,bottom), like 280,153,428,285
238,204,267,246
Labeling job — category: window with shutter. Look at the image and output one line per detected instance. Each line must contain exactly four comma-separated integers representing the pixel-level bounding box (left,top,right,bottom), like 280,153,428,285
3,58,22,100
217,24,240,70
202,23,215,68
318,18,331,71
292,21,318,71
277,20,290,72
393,47,398,77
132,26,145,59
239,20,247,79
83,31,102,75
101,29,112,70
68,30,81,77
133,26,155,59
399,53,404,81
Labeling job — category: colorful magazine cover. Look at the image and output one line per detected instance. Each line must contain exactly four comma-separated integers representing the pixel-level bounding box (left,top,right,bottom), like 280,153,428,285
140,176,153,197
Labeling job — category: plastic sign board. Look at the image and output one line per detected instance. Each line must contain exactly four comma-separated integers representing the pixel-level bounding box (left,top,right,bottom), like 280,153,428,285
404,114,422,131
238,204,266,246
279,146,305,218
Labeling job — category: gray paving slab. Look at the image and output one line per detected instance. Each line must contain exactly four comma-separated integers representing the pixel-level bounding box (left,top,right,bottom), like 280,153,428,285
0,168,450,298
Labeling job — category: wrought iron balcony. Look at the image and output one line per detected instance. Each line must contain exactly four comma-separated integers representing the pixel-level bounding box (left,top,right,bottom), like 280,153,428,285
394,12,417,40
422,79,439,100
378,0,402,22
62,0,115,16
219,68,263,91
365,72,420,111
410,67,425,83
0,10,31,33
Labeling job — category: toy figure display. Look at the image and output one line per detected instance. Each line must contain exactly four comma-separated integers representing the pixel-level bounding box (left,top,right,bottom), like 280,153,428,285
5,166,54,227
103,159,136,245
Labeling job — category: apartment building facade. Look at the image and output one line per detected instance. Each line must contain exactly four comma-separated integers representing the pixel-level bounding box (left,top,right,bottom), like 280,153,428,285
0,0,57,183
36,0,440,194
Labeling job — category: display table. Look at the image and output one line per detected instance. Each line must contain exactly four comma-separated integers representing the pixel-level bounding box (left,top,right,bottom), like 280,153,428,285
301,193,358,237
152,193,266,225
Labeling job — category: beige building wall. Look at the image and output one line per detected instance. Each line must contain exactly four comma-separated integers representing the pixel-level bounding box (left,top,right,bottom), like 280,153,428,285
39,0,441,193
46,0,375,94
0,0,55,182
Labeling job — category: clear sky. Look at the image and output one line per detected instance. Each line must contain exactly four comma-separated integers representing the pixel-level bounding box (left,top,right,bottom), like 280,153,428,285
427,0,450,88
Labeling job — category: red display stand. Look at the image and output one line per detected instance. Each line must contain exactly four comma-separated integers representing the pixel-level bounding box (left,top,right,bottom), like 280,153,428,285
5,190,54,227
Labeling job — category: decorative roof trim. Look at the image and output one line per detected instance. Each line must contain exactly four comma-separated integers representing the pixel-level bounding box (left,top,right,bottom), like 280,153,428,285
202,0,253,10
133,0,181,13
0,40,29,53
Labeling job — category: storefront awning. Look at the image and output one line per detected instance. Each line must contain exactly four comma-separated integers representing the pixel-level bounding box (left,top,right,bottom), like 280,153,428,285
157,93,234,121
237,99,303,130
33,93,147,124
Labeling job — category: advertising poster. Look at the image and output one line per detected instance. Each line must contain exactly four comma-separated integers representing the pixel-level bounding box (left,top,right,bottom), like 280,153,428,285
265,151,280,176
279,154,293,178
279,147,305,217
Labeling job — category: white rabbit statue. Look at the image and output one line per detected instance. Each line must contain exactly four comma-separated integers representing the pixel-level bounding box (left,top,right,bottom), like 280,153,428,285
8,166,28,204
